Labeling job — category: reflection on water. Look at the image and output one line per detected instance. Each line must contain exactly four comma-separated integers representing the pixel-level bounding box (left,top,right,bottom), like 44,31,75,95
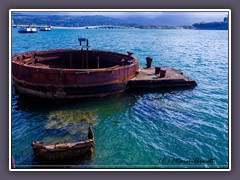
32,150,94,168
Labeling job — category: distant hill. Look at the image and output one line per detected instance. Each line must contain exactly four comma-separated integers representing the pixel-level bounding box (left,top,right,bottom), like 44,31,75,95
192,16,228,30
112,12,226,26
192,22,228,30
119,15,208,26
12,15,130,27
12,13,227,28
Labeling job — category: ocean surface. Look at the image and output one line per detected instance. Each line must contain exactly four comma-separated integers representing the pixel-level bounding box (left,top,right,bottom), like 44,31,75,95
11,28,229,169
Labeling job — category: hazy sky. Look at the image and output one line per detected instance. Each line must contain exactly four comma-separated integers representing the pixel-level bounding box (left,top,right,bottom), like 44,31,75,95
13,11,228,17
13,11,228,25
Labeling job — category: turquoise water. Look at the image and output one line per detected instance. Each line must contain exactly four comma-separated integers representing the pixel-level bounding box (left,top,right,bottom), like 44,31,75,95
11,28,229,169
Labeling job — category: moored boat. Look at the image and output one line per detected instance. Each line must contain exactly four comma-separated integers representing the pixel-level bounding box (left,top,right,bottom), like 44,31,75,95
39,26,51,31
18,27,37,33
32,126,95,160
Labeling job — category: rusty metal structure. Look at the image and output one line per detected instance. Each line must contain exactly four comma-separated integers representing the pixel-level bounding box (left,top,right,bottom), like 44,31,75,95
12,49,139,99
12,38,197,99
32,126,94,160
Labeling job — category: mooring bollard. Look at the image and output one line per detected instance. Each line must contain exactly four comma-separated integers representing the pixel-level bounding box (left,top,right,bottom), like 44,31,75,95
146,57,153,68
160,69,166,78
155,66,161,74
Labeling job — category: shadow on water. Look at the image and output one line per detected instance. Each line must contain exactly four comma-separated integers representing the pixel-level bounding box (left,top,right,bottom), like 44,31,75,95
14,91,135,111
13,85,196,111
14,94,104,110
126,86,196,96
31,151,94,169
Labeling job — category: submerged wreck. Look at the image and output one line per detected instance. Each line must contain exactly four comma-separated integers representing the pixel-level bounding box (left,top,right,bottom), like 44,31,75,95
12,38,197,99
32,126,94,160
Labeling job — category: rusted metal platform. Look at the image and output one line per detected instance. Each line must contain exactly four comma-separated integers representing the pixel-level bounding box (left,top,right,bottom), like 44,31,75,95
128,66,197,89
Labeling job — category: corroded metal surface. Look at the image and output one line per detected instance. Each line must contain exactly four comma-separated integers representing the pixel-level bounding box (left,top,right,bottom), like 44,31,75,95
32,127,95,160
128,66,197,89
12,49,197,99
12,49,139,99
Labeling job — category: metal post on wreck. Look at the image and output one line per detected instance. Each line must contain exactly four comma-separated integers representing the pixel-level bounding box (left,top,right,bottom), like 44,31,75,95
78,38,90,69
146,57,153,68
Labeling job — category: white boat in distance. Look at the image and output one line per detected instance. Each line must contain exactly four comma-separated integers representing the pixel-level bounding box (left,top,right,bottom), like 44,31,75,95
39,26,51,31
18,27,37,33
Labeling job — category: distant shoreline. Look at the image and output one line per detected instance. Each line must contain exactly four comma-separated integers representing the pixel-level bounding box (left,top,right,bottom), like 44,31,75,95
52,26,87,29
13,25,137,29
13,25,187,30
12,25,228,30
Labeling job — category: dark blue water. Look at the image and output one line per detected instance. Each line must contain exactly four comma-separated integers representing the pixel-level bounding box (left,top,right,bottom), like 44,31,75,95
11,28,229,168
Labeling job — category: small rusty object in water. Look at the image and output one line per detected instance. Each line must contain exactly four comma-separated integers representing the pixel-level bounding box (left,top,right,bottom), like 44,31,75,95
31,126,95,160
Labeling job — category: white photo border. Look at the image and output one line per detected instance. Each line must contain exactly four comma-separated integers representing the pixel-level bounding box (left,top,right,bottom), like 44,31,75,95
9,9,231,172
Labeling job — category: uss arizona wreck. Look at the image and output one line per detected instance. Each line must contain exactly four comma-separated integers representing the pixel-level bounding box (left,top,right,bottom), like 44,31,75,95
12,38,197,99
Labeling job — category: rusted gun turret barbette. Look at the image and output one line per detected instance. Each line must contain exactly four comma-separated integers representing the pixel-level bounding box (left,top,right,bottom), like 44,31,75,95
12,39,197,99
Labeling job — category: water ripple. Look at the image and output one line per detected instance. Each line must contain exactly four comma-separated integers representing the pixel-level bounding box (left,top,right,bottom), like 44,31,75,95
11,29,228,168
